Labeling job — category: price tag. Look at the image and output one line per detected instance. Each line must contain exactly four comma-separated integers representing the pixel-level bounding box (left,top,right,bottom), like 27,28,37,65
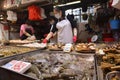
11,61,27,72
63,43,72,52
3,60,18,69
2,60,31,74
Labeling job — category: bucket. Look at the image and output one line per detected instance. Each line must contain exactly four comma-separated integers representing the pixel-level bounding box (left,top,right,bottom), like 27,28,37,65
102,33,113,38
103,38,114,42
110,20,120,29
87,38,91,42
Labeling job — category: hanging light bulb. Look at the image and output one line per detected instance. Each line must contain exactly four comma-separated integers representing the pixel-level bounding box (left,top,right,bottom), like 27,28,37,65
0,15,4,20
0,11,4,20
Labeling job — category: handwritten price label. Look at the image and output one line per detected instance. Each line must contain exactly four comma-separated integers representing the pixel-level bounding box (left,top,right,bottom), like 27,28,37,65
12,61,27,72
3,60,18,69
2,60,31,73
63,44,72,52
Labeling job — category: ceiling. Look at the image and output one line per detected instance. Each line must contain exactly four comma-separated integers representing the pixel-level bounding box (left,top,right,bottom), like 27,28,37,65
0,0,80,9
0,0,52,11
0,0,109,11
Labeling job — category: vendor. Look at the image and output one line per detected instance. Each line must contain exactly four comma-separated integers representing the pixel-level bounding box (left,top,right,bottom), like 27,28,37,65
20,20,34,40
47,16,57,43
43,6,77,44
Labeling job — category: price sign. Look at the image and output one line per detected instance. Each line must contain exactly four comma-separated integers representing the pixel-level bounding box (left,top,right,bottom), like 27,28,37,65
2,60,31,74
11,61,27,72
63,43,72,52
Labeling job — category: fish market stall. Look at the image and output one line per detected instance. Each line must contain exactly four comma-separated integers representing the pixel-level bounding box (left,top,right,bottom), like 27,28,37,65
0,50,96,80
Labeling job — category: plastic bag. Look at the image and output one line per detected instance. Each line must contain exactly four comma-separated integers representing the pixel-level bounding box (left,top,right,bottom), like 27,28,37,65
112,0,120,10
28,5,41,20
7,11,17,22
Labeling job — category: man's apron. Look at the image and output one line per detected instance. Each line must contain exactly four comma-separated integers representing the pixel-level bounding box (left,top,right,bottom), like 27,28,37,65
56,19,73,44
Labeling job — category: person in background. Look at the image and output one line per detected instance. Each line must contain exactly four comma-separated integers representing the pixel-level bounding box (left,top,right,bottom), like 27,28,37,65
20,20,34,40
43,6,77,44
32,18,51,40
66,14,77,42
47,16,57,43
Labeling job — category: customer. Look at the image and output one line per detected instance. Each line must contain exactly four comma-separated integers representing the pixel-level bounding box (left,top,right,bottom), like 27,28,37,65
43,6,77,44
20,20,34,40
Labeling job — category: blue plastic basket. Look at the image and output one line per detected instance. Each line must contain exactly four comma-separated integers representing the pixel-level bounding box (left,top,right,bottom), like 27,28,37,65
110,20,120,29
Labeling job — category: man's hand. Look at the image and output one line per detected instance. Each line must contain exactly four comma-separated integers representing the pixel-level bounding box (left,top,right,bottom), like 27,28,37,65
42,39,48,43
73,36,77,43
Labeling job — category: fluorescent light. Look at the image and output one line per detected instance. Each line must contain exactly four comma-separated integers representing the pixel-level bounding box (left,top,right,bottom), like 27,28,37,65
67,1,81,5
54,1,81,7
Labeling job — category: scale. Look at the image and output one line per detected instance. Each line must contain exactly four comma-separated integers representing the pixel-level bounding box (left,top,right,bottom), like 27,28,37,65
91,35,98,42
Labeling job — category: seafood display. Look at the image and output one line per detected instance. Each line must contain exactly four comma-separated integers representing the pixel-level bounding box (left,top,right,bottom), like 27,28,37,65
0,46,36,57
75,43,96,53
48,43,65,51
9,40,35,44
18,52,95,80
98,52,120,79
96,42,120,80
18,43,47,48
48,43,96,52
102,43,120,53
